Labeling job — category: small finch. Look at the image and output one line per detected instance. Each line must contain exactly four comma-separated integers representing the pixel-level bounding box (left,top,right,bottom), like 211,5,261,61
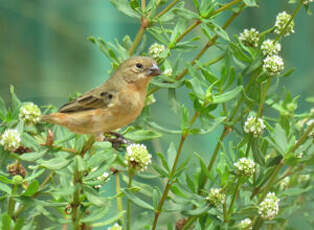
42,56,160,139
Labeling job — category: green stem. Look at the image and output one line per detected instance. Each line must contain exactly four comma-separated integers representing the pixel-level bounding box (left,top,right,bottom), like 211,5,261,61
115,173,124,228
72,162,82,230
257,78,271,118
8,184,18,218
154,0,180,19
128,23,146,56
227,179,241,221
152,135,187,230
127,170,134,230
182,216,197,230
80,136,95,156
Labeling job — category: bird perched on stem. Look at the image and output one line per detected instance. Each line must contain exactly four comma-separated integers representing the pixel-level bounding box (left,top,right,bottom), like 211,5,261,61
42,56,160,141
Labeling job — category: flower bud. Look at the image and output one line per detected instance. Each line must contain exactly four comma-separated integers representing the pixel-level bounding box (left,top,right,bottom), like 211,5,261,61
19,102,41,124
263,55,284,76
0,129,21,152
244,116,266,137
261,39,281,56
258,192,280,220
239,28,260,47
12,175,24,185
206,188,225,208
274,11,295,37
125,144,152,171
234,158,255,177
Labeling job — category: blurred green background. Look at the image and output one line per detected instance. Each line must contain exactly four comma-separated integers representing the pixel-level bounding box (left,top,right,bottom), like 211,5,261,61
1,0,313,229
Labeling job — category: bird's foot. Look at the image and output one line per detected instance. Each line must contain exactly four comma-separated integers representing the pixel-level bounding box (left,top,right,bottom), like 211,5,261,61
103,132,133,150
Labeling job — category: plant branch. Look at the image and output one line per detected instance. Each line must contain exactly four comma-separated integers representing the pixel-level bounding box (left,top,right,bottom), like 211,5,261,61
154,0,180,19
115,173,124,227
257,78,272,118
127,170,134,230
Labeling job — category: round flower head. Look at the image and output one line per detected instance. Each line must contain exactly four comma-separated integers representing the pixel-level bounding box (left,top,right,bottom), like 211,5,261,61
0,129,21,152
19,102,41,124
274,11,295,37
234,158,255,177
125,144,152,171
148,43,166,59
163,68,173,77
244,116,266,137
239,28,260,47
261,39,281,56
263,55,284,76
206,188,225,208
258,192,280,220
239,218,252,230
279,176,290,190
108,223,122,230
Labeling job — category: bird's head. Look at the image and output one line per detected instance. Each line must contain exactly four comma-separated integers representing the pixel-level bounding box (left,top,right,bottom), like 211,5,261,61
115,56,161,86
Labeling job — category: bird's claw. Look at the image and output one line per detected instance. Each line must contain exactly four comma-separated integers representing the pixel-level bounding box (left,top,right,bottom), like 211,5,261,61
103,132,133,151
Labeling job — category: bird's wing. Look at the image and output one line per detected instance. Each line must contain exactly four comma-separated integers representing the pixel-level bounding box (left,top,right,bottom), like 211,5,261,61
58,86,117,113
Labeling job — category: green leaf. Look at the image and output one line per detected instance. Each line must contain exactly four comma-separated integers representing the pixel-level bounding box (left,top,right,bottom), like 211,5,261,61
10,85,21,110
243,0,258,7
13,218,24,230
180,104,190,132
146,121,181,134
281,186,313,197
194,152,211,180
39,157,70,170
124,129,162,141
0,175,13,184
1,213,12,230
75,155,87,172
212,86,243,104
81,207,110,223
109,0,140,18
123,189,154,210
182,205,210,216
19,151,47,162
0,182,12,194
156,152,170,172
84,187,107,206
0,97,7,119
91,211,125,227
152,164,169,178
153,187,160,209
22,180,39,197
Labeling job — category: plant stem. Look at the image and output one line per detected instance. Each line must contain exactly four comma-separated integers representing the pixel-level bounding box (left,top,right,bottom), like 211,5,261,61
199,127,229,192
115,173,124,228
127,170,134,230
257,78,271,118
72,162,82,230
227,179,241,219
141,0,146,12
8,184,18,218
80,136,95,156
154,0,180,19
152,135,187,230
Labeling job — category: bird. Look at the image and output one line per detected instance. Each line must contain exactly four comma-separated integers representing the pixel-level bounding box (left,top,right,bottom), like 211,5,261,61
41,56,160,141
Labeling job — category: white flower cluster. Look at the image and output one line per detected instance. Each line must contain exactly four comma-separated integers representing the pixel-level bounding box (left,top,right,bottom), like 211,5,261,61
239,218,252,229
0,129,21,152
206,188,225,208
19,102,41,124
258,192,280,220
279,177,290,190
304,0,313,4
234,158,255,177
239,28,260,47
274,11,295,37
148,43,166,59
261,39,281,56
107,223,122,230
125,144,152,171
244,116,266,137
263,55,284,76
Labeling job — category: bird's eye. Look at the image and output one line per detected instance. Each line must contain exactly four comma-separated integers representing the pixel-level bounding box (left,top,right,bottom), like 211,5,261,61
136,63,143,69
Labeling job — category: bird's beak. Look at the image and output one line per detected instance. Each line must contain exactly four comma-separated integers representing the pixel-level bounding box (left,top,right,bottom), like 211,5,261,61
147,64,161,77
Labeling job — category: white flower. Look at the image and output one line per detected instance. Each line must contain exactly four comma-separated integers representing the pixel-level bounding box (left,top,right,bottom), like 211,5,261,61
108,223,122,230
263,55,284,76
163,68,173,77
298,174,310,183
125,144,152,171
97,172,110,181
239,218,252,229
261,39,281,56
274,11,295,37
244,116,266,137
234,158,255,177
304,0,313,5
206,188,225,208
306,119,314,137
148,43,166,59
19,102,41,124
258,192,280,220
279,177,290,190
239,28,260,47
0,129,21,151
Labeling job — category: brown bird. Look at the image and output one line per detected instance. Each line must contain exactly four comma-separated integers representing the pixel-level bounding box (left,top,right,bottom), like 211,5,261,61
42,56,160,140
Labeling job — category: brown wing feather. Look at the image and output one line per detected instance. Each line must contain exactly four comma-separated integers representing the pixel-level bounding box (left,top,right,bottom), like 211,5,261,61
58,87,116,113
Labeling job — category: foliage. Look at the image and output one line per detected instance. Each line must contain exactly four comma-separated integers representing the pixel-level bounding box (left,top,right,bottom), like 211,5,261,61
0,0,313,229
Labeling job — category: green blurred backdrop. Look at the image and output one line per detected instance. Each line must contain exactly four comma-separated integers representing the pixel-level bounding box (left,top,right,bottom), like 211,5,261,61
1,0,313,229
